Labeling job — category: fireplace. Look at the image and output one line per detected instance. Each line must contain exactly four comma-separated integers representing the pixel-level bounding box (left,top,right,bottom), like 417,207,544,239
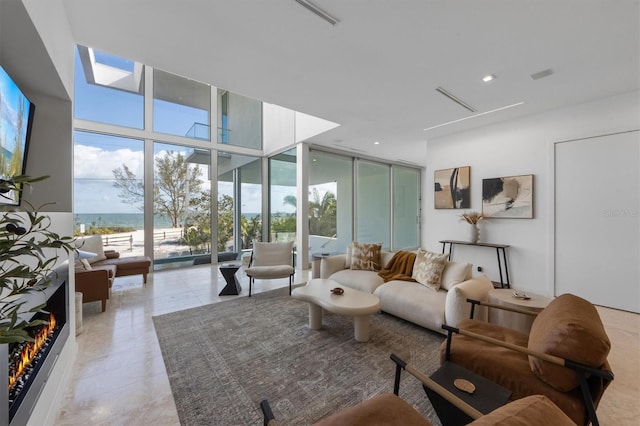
1,266,69,426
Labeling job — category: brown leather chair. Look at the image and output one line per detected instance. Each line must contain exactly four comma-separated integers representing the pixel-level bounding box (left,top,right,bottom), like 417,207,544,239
75,260,116,312
441,293,614,426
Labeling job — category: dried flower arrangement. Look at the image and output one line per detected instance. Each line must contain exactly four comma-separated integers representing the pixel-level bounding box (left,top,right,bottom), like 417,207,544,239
459,211,485,225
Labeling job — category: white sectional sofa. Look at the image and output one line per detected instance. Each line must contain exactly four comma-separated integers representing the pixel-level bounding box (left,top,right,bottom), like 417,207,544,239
320,250,494,335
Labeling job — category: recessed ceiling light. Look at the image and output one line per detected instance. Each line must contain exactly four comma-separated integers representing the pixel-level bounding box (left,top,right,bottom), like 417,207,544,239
374,141,380,145
482,74,496,83
312,158,317,162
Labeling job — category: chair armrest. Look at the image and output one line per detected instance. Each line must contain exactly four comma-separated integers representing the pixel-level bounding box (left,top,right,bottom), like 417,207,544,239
75,269,110,296
444,275,494,326
320,254,348,278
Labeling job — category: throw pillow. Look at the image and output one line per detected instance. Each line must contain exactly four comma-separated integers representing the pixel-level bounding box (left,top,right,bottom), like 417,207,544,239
74,235,107,264
412,249,448,291
80,259,92,270
350,242,382,271
74,260,87,271
441,261,472,291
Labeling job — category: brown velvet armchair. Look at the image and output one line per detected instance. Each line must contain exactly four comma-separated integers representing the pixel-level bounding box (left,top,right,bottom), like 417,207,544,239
440,293,614,426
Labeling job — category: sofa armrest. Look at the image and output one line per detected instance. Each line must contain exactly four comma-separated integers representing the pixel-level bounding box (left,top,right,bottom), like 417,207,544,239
320,254,348,279
445,275,494,326
104,250,120,259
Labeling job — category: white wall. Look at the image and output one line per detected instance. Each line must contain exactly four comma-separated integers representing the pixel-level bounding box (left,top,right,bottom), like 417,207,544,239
424,90,640,297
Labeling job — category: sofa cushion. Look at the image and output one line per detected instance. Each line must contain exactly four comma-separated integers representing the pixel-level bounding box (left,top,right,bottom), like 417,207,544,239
412,249,448,291
74,259,92,271
350,242,382,271
469,395,575,426
374,281,447,332
331,269,385,293
441,261,472,291
528,293,611,392
75,235,107,264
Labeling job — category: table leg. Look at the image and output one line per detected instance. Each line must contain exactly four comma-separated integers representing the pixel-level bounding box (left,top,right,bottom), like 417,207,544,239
353,315,370,342
309,304,322,330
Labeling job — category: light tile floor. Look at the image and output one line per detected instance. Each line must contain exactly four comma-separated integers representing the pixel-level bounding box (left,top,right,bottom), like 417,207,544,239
56,267,639,425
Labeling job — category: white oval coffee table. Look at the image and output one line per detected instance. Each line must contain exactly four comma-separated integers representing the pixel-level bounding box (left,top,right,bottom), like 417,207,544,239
292,278,381,342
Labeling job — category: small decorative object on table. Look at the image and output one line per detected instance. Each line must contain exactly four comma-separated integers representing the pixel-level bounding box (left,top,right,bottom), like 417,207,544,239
330,287,344,295
512,291,531,300
459,211,485,244
454,378,476,394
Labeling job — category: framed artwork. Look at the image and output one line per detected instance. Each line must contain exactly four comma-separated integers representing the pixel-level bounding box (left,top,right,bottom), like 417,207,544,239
482,174,534,218
434,166,470,209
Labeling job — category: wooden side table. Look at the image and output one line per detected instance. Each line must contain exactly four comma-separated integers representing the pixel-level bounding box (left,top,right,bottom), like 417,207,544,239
488,289,552,333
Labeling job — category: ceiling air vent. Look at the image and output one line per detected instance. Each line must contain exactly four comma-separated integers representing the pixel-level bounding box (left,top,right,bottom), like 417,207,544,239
435,87,477,113
530,68,554,80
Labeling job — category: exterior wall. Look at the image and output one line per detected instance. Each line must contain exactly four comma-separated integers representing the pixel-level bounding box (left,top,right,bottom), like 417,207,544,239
424,90,640,296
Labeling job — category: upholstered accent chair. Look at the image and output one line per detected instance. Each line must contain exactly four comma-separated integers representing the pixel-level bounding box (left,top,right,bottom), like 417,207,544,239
441,293,614,426
245,241,295,297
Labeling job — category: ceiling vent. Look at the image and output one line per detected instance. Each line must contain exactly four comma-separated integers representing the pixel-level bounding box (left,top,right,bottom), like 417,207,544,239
530,68,554,80
435,87,477,113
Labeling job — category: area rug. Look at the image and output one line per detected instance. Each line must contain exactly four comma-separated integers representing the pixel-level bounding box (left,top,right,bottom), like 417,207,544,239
153,286,445,426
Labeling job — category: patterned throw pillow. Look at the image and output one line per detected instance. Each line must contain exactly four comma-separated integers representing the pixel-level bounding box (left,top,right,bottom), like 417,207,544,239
350,242,382,271
412,249,449,291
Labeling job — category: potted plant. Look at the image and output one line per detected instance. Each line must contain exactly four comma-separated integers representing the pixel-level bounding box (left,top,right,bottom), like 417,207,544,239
0,175,76,344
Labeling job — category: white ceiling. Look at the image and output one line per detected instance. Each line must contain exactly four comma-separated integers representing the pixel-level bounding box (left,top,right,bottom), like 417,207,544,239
61,0,640,165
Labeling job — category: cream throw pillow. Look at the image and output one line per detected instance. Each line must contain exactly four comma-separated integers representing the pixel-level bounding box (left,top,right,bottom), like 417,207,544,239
441,261,473,291
412,249,448,291
350,242,382,271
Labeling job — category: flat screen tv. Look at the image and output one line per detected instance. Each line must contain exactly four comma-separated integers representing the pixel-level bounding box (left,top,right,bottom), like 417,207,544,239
0,64,35,205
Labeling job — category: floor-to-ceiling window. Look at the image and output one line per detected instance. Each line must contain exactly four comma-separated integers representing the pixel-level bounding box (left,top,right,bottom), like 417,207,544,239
269,149,297,243
393,166,420,249
152,143,211,269
217,152,262,258
73,45,267,269
356,160,391,249
73,131,145,256
309,150,353,255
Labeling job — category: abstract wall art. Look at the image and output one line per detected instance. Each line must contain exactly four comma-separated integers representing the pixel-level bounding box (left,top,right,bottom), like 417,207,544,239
482,174,534,218
434,166,470,209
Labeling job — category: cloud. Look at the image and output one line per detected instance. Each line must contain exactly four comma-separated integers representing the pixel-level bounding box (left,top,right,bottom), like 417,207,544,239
74,144,144,179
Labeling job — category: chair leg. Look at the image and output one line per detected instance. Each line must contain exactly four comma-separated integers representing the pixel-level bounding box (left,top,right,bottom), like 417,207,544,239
289,275,292,295
249,277,253,297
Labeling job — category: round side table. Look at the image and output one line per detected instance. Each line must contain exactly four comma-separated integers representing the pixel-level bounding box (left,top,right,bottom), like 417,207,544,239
487,289,552,334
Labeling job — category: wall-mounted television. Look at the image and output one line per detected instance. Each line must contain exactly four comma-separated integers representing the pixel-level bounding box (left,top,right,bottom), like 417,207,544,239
0,64,35,206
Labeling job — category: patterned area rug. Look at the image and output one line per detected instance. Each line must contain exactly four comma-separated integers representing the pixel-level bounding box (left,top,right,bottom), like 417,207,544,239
153,286,445,426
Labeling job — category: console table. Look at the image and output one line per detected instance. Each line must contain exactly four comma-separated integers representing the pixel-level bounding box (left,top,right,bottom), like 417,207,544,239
440,240,511,288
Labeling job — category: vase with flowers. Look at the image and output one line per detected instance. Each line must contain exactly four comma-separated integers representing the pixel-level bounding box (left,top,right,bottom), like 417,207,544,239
459,211,485,244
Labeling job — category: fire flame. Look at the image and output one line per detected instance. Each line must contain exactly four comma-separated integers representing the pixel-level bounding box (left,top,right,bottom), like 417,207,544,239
8,313,56,391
